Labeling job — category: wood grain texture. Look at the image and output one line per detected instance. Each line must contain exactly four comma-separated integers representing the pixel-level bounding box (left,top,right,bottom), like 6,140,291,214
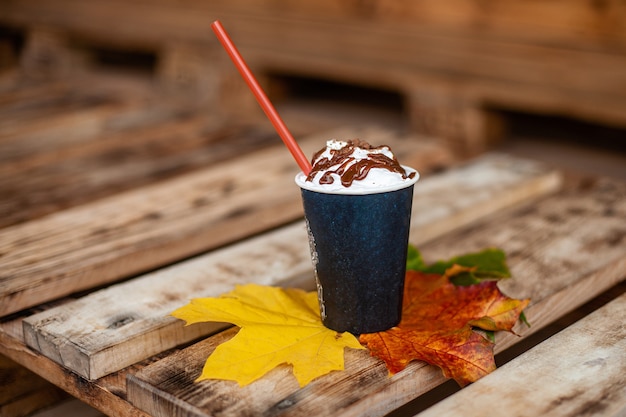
126,176,625,417
0,73,180,163
418,294,626,417
21,153,560,380
0,127,447,316
0,117,278,228
0,322,151,417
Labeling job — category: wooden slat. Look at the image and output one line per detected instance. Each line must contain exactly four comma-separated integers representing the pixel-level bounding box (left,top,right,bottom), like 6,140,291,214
125,176,626,417
417,293,626,417
0,74,184,164
0,320,151,417
0,78,71,108
0,88,116,134
0,118,278,228
203,0,626,49
21,153,560,380
0,297,152,417
0,94,127,153
0,127,449,317
2,0,625,50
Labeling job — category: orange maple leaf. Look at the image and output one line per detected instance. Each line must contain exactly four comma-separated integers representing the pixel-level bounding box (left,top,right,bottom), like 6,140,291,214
360,271,530,386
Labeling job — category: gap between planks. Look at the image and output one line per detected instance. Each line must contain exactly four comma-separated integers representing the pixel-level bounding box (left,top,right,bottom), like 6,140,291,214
21,153,562,381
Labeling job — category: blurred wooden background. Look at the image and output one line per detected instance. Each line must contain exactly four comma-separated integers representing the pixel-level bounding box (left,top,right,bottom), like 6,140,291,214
1,0,626,155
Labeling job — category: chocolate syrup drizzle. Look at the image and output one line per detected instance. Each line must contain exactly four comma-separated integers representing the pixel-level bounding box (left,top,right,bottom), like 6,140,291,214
305,139,416,187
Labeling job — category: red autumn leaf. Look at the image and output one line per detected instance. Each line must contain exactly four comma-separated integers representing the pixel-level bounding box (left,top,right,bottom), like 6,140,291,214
360,271,530,386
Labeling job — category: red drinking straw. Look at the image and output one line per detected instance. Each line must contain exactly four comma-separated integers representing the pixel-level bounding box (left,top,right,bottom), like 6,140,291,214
211,20,312,175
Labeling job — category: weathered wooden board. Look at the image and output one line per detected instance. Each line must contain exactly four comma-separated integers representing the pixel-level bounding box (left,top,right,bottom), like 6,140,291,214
0,117,279,228
0,88,118,136
0,317,151,417
125,176,626,417
0,78,71,109
0,127,448,316
418,293,626,417
21,153,561,380
0,73,179,162
0,93,128,154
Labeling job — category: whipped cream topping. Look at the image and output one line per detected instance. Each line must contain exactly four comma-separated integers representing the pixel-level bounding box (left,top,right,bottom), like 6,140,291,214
295,139,419,194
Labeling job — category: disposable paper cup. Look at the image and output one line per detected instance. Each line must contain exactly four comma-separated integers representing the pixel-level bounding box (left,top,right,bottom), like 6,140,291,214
295,168,419,334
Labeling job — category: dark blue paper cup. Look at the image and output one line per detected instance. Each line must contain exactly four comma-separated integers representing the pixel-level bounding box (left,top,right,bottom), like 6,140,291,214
295,168,418,334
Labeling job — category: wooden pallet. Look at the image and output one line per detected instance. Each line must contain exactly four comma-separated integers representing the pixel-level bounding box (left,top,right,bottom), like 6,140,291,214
2,160,624,417
20,153,560,380
0,74,451,415
1,0,625,155
125,176,626,417
0,56,624,417
1,151,568,416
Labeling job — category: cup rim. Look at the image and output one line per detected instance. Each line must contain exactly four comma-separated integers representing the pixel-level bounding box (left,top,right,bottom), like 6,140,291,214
295,166,419,195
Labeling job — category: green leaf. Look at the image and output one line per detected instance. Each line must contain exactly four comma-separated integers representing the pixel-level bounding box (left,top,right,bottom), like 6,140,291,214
448,271,479,286
483,330,496,343
406,245,426,271
519,311,531,328
412,247,511,285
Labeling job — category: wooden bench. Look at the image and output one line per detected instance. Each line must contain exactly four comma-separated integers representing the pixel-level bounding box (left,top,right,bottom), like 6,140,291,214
1,1,625,155
0,76,624,416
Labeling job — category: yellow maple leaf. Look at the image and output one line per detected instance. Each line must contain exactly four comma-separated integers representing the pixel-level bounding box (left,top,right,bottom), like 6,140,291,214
171,283,365,387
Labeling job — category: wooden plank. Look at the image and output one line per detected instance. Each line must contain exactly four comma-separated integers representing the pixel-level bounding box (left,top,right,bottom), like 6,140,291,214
2,0,625,51
0,318,152,417
418,293,626,417
21,153,560,380
0,89,125,140
125,175,626,417
192,0,626,49
0,118,279,228
0,78,71,108
0,74,184,164
0,127,449,316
